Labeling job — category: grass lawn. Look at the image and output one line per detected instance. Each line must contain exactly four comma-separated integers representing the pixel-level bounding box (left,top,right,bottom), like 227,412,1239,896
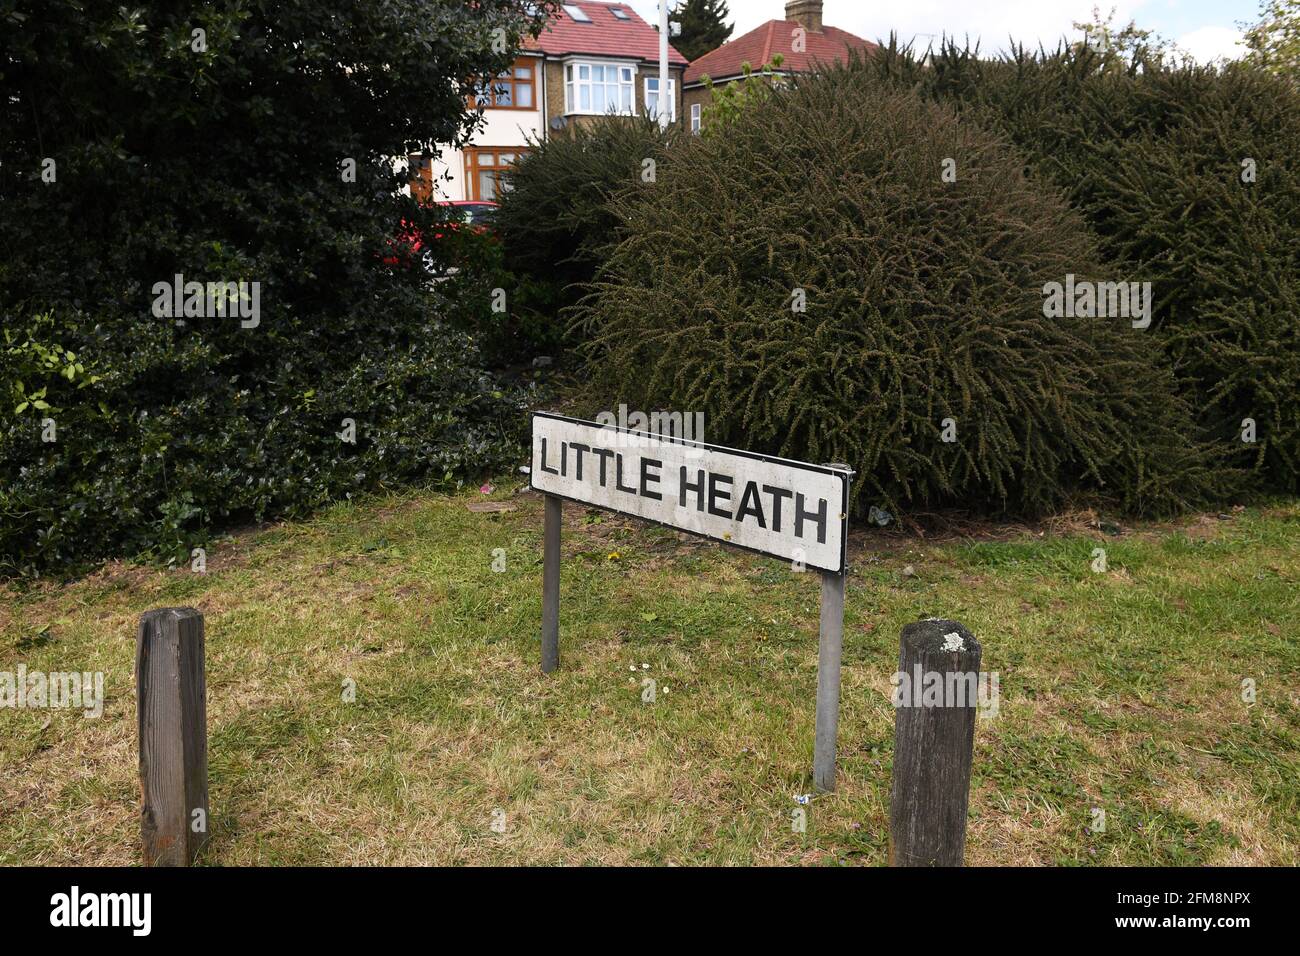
1,486,1297,866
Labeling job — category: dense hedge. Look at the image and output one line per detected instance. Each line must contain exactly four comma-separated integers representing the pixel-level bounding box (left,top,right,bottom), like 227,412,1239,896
494,113,681,347
1,304,527,575
573,72,1229,518
0,0,544,576
856,42,1300,492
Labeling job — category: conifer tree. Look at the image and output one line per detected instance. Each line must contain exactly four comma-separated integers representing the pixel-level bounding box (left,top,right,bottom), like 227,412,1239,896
855,40,1300,493
573,69,1227,518
670,0,733,62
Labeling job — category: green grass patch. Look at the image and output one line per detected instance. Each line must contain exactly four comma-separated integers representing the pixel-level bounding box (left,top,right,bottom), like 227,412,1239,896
1,491,1296,865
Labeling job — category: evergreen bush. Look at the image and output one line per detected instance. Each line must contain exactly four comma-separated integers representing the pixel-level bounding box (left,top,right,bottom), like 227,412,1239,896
858,41,1300,491
494,113,681,347
573,73,1227,518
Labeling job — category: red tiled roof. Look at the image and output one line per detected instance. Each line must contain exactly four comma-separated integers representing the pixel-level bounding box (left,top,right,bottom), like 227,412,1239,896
524,1,688,66
684,20,876,85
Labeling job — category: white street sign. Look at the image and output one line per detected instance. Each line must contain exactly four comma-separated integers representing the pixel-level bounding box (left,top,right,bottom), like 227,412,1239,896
530,412,850,573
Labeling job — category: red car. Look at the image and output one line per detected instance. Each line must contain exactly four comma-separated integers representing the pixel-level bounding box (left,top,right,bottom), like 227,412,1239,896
381,200,498,271
437,200,498,236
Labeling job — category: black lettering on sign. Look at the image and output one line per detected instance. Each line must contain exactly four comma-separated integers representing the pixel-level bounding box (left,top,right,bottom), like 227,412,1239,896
641,457,663,501
795,493,828,544
540,438,559,475
615,454,637,494
531,414,849,573
708,473,733,518
593,448,614,487
570,442,590,481
680,467,705,511
735,480,766,529
763,485,792,532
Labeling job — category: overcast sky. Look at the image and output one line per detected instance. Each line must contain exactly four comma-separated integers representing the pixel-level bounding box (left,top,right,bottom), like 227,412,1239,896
621,0,1263,64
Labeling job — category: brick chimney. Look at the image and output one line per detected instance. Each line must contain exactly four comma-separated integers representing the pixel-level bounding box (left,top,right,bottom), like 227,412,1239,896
785,0,824,32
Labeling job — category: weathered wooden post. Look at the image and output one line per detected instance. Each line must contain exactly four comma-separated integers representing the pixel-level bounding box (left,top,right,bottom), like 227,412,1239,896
136,607,208,866
540,494,561,673
889,618,981,866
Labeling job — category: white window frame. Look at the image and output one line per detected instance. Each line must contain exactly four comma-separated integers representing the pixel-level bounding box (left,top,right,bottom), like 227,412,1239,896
690,102,702,133
644,76,676,123
564,59,636,116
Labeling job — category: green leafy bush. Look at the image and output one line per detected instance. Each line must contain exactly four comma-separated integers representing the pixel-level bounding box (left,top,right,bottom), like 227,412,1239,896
574,72,1228,518
700,54,785,131
856,41,1300,491
494,113,682,348
0,300,530,576
0,0,546,576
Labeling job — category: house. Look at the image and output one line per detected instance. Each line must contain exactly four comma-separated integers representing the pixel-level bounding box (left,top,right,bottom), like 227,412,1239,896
412,2,688,204
682,0,876,133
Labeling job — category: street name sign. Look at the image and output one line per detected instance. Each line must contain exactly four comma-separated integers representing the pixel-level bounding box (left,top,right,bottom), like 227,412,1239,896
530,412,849,573
529,411,854,792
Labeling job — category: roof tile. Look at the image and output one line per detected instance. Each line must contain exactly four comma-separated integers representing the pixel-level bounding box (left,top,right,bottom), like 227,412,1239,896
684,20,876,85
524,1,689,66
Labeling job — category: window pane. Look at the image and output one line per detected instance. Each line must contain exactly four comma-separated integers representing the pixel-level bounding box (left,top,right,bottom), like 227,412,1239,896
499,153,515,165
479,170,497,200
579,64,589,79
496,84,512,106
620,86,632,111
580,86,590,110
516,84,532,107
515,66,532,79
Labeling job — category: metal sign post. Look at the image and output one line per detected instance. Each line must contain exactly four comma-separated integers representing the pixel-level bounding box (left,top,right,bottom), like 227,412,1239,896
531,413,854,791
541,492,561,674
814,461,851,792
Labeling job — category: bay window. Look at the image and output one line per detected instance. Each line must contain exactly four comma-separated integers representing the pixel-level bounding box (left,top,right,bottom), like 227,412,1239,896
564,61,635,116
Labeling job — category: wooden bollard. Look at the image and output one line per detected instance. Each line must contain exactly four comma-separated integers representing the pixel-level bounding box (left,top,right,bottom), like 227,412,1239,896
889,618,981,866
136,608,208,866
